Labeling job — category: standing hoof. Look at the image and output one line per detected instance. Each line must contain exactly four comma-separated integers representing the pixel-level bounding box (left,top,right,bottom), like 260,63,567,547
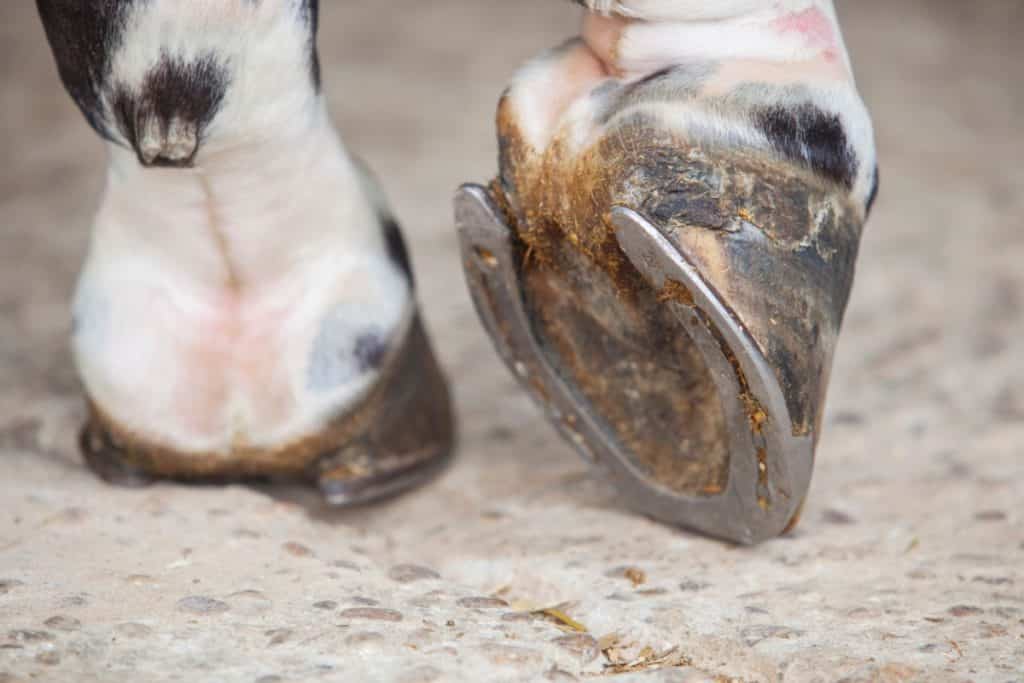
38,2,456,502
79,421,155,489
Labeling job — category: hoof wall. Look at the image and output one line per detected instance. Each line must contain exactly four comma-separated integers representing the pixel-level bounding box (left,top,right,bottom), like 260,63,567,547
79,421,155,488
77,316,455,503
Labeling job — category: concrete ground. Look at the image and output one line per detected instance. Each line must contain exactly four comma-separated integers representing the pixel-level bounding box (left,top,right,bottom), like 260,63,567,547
1,1,1022,681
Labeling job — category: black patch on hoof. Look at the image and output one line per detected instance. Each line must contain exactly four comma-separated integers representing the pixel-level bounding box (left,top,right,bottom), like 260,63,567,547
308,313,394,393
112,54,229,167
865,166,880,217
382,217,415,287
36,0,140,140
354,333,389,372
755,103,858,189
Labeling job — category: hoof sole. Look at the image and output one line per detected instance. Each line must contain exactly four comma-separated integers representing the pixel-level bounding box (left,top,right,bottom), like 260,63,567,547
456,184,815,544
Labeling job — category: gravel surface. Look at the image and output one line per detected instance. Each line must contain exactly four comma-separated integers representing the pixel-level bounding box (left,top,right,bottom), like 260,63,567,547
1,2,1022,681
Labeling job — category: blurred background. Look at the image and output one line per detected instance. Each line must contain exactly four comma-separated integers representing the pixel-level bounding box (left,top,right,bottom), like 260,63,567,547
0,2,1021,680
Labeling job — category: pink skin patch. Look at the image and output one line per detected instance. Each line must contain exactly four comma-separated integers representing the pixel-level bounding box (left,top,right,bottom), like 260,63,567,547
774,7,838,61
165,289,297,443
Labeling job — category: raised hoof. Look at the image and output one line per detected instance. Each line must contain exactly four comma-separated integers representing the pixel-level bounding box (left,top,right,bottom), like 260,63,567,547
312,316,456,508
456,184,838,545
79,420,155,488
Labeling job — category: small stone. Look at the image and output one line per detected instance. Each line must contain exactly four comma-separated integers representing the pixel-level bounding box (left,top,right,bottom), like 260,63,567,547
313,600,338,610
339,607,403,622
625,567,648,587
177,596,230,615
397,665,443,683
345,631,385,647
34,651,60,666
283,541,314,557
7,630,54,643
407,590,448,608
502,611,544,623
124,574,157,586
972,575,1013,586
233,528,262,539
114,623,152,638
255,677,283,683
0,580,24,596
906,569,935,580
822,508,857,525
331,560,361,571
876,664,921,680
457,596,509,610
482,643,543,667
975,510,1007,522
545,668,579,682
679,580,710,592
552,634,600,664
740,625,804,646
948,605,984,617
58,595,88,608
349,596,380,606
389,564,440,584
605,566,647,587
43,616,81,632
266,629,293,646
